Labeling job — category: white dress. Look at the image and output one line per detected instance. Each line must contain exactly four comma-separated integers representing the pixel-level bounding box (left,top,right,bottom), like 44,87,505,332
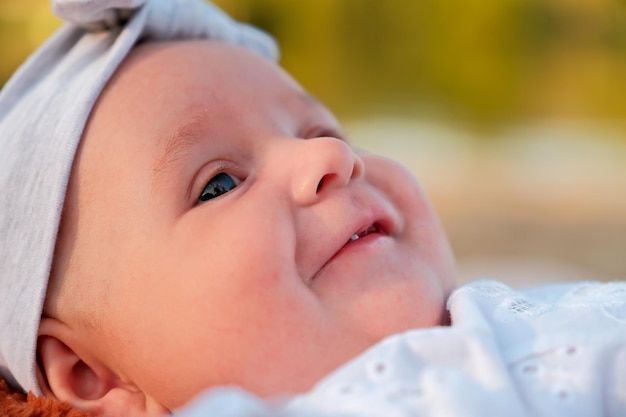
174,280,626,417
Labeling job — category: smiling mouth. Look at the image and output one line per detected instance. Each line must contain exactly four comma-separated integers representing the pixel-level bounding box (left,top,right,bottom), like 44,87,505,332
308,222,388,284
347,223,383,243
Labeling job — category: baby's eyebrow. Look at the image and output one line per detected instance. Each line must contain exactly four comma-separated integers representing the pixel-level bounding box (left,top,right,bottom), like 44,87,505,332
152,111,210,191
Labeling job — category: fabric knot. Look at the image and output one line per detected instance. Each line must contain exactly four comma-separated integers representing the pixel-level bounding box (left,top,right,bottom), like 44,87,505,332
52,0,145,30
141,0,279,60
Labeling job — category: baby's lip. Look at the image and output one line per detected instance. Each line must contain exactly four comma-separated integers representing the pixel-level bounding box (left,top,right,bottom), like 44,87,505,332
308,205,396,284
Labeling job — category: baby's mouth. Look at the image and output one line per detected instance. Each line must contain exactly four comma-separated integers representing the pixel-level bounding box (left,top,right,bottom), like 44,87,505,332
347,223,383,244
308,219,391,284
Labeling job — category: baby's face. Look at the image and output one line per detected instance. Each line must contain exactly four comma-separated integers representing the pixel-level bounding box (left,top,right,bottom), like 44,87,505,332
51,41,455,409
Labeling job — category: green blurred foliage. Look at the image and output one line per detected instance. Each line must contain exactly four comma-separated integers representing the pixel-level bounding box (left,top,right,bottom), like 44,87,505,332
2,0,626,132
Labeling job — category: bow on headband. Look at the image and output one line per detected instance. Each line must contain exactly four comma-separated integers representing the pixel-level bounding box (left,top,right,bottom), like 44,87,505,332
0,0,277,395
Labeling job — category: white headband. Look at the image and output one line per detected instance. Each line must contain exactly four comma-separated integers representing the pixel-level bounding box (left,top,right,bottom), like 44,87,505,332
0,0,278,394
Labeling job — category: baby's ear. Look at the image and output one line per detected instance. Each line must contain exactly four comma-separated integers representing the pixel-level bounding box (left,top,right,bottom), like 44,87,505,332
37,317,168,417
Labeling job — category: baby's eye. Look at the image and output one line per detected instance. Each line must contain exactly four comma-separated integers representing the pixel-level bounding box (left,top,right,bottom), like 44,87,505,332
310,129,345,141
300,124,346,141
198,172,240,203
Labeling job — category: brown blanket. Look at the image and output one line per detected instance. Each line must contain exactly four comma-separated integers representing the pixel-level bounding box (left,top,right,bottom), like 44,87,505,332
0,378,93,417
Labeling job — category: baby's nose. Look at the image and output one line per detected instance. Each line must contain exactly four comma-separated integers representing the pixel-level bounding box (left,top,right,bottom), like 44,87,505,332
290,137,365,206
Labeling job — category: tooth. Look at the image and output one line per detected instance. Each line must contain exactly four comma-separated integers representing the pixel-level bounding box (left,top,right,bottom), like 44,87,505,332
350,234,359,241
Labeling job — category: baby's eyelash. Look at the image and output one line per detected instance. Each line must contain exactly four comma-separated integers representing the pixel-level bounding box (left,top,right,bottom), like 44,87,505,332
193,161,243,205
303,127,346,141
319,130,345,140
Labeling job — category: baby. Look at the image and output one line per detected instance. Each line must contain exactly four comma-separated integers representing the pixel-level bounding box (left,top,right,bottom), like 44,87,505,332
39,29,456,415
0,1,624,417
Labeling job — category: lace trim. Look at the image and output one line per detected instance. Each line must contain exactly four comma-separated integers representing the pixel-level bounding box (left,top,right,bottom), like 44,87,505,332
457,280,626,323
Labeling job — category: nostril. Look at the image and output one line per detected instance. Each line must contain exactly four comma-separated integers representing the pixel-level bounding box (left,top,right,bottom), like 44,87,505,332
351,156,365,180
316,173,336,193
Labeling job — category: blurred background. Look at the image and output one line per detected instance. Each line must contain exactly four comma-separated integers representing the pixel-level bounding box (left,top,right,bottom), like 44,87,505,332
2,0,625,286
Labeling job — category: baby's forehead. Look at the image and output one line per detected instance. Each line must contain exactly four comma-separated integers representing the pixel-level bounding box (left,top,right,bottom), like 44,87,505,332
100,41,235,101
94,40,325,138
111,40,288,94
94,40,307,130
